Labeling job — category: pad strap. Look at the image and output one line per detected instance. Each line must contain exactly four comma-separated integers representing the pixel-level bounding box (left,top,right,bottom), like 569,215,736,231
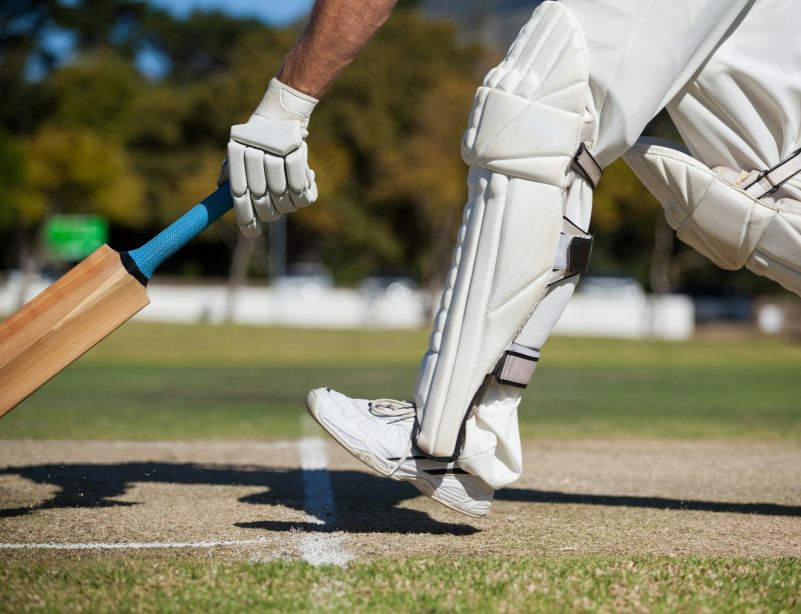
493,343,541,388
497,217,592,388
550,217,593,284
743,148,801,198
571,142,603,189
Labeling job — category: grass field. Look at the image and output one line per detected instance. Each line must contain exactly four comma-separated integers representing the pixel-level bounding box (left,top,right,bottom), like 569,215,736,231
2,323,801,440
2,558,799,612
1,323,800,612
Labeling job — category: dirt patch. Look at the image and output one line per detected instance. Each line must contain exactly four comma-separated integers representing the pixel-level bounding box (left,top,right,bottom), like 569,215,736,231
1,439,799,562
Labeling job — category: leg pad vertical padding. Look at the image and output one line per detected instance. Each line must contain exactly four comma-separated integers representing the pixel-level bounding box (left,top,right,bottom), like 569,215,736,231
413,1,595,459
624,138,801,297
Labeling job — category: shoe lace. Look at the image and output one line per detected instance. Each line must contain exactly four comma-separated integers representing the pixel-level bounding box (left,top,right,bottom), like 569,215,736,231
387,437,414,478
369,399,416,477
369,398,415,418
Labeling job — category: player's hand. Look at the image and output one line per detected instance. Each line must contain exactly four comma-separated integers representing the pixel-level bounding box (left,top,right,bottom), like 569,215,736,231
219,78,319,237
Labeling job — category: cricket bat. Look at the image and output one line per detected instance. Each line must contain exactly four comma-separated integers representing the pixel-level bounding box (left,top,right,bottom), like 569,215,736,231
0,186,233,417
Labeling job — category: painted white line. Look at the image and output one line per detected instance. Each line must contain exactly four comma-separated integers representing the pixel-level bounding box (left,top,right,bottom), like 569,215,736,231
0,539,271,551
0,437,349,563
0,440,293,451
297,437,350,567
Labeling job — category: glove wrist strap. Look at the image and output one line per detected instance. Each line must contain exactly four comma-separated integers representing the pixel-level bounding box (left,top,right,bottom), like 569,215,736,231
254,78,319,124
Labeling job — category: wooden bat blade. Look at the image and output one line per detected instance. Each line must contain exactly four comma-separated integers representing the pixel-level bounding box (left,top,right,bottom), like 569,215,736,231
0,245,149,417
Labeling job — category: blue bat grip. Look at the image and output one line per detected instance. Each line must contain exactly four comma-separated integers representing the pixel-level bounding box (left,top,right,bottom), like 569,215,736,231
128,185,233,281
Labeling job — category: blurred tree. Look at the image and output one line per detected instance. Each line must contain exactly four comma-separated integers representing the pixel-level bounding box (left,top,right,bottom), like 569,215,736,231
371,74,476,288
142,10,265,83
0,133,26,233
49,0,148,56
11,127,144,302
0,132,27,287
48,51,142,140
22,127,144,225
1,40,151,285
592,159,665,287
0,0,784,299
301,9,486,282
0,1,58,134
589,111,723,294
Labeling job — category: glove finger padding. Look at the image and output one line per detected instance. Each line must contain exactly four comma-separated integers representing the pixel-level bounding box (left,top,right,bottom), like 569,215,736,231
288,167,318,210
225,78,319,236
227,141,250,198
624,138,801,297
244,147,267,197
285,143,311,194
272,191,297,215
252,193,281,223
227,141,261,236
233,193,262,237
264,153,287,196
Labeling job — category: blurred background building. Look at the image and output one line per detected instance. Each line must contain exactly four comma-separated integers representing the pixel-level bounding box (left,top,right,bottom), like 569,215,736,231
0,0,797,337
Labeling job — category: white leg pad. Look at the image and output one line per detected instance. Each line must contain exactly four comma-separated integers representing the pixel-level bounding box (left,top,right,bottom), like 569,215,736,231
414,1,595,459
624,139,801,297
456,179,593,489
414,170,565,458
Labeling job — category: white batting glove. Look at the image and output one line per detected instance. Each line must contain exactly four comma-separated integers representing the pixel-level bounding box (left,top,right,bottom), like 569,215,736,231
220,78,319,237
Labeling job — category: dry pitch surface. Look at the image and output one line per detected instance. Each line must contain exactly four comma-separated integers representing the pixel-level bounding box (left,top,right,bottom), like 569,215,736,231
2,437,799,564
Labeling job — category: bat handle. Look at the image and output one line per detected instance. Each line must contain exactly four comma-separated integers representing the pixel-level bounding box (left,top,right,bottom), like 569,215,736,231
126,184,233,282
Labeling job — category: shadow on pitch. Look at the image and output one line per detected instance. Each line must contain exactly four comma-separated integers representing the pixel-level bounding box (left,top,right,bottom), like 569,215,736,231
2,462,801,536
0,462,477,536
495,489,801,517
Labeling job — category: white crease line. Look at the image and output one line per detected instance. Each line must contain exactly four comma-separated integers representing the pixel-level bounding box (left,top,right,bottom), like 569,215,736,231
0,539,271,551
0,437,349,563
0,440,293,451
297,437,350,567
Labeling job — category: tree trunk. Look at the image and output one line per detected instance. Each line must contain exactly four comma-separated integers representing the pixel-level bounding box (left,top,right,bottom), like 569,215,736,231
224,233,256,323
650,215,674,295
16,225,46,310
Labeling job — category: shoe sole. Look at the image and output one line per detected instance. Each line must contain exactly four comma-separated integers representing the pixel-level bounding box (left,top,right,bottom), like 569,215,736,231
305,389,488,518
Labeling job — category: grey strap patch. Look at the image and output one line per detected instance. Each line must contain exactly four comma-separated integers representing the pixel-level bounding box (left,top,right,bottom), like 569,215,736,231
572,142,603,189
494,343,541,388
744,147,801,198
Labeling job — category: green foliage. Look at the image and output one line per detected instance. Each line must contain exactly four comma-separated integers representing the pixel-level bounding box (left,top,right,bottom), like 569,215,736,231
142,9,266,82
306,10,485,281
591,159,662,281
49,0,149,55
48,51,143,140
0,133,26,230
0,1,780,294
0,2,492,281
21,126,145,226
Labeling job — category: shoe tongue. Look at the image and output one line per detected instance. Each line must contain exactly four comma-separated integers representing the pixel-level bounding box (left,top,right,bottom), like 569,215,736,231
370,399,415,418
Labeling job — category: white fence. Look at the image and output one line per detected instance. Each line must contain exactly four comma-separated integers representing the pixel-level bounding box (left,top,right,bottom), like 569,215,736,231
0,276,694,339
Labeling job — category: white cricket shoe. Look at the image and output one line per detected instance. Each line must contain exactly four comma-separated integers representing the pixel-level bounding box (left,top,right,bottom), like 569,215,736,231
306,387,494,518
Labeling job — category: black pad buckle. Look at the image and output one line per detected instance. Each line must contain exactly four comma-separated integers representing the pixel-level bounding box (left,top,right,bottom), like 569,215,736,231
567,235,593,275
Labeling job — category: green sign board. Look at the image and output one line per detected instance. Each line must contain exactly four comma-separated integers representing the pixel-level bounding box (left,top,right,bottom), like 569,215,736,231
44,215,108,262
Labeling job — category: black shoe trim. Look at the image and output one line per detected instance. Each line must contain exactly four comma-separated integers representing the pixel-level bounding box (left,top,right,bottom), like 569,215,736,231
425,468,470,476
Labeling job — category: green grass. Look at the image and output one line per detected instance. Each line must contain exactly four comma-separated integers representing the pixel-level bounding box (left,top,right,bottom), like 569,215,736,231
1,557,799,613
2,324,799,613
2,323,801,440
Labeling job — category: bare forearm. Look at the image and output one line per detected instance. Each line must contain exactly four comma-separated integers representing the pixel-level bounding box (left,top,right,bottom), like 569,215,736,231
277,0,398,98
